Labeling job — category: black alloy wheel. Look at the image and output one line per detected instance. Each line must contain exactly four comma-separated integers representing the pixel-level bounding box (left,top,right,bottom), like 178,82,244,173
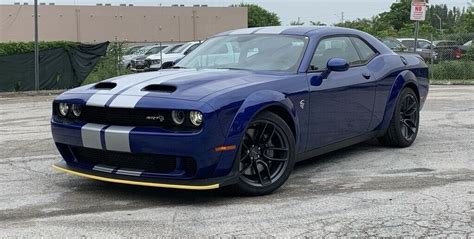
399,93,419,141
378,87,420,147
233,111,295,196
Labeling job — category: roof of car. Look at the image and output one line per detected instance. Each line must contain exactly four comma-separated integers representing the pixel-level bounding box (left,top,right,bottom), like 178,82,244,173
215,26,360,37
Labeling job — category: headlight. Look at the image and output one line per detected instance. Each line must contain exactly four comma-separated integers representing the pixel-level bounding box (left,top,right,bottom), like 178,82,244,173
71,104,82,117
189,111,203,126
171,110,185,125
58,103,69,117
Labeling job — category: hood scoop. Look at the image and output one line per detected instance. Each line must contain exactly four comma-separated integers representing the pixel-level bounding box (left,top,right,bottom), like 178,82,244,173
94,82,117,90
141,84,177,93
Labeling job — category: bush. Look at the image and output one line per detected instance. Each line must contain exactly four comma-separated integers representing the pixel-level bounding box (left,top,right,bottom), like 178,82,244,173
82,41,130,85
430,60,474,80
0,41,78,56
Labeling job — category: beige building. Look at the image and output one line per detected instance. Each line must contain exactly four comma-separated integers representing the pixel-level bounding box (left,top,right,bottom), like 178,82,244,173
0,4,247,43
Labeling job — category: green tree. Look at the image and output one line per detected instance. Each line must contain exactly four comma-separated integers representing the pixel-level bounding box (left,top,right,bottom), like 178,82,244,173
309,21,327,26
233,3,281,27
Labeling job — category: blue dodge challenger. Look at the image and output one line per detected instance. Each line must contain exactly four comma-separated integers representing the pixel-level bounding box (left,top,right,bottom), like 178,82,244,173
51,26,429,195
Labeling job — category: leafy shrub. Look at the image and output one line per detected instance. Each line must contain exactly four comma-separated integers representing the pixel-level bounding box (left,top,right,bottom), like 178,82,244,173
82,41,130,85
430,60,474,80
0,41,78,56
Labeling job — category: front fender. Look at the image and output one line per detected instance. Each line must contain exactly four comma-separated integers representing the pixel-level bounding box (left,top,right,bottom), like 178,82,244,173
212,90,298,177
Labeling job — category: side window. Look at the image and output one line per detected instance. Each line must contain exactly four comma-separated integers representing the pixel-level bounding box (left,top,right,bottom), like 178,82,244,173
184,44,200,55
147,47,161,55
418,40,431,49
402,40,415,48
309,36,361,71
351,37,377,63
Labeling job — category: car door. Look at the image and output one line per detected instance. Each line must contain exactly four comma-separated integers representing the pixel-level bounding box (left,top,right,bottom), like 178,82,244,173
306,36,377,150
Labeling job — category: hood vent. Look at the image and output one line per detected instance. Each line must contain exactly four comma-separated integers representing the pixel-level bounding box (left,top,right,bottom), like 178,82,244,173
142,84,177,93
94,82,117,90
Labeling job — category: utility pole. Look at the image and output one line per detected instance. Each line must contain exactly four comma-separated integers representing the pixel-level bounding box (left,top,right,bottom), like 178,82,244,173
434,13,443,36
34,0,39,92
335,11,345,24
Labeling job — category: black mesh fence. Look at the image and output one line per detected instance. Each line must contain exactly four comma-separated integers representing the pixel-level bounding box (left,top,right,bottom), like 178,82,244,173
0,42,108,92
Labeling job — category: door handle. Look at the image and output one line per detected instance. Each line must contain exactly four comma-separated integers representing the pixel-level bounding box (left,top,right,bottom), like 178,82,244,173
362,72,371,79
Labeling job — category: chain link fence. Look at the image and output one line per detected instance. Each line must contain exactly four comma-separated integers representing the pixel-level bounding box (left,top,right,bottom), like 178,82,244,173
83,41,194,85
397,33,474,83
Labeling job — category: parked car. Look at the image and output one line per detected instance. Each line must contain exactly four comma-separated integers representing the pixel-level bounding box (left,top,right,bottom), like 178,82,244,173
432,40,462,60
145,41,201,71
398,38,438,62
130,44,182,72
380,38,409,52
51,26,429,196
123,45,145,56
122,45,168,69
460,40,473,56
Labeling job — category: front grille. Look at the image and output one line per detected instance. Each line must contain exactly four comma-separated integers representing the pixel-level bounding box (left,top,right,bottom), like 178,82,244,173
71,147,191,174
77,106,201,131
80,106,173,128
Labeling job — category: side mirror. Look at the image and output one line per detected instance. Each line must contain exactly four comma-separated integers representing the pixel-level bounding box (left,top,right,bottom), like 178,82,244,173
326,58,350,72
311,58,349,86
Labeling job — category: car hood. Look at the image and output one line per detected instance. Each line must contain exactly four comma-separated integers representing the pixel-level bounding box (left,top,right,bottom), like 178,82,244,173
66,69,285,102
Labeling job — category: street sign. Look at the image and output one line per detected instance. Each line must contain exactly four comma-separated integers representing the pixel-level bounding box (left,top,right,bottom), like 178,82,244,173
410,1,426,21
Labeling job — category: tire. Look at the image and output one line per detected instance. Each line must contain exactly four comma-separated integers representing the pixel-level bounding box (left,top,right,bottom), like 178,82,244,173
378,87,420,147
231,111,296,196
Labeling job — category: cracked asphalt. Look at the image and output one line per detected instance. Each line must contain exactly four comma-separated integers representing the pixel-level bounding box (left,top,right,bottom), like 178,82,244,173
0,86,473,237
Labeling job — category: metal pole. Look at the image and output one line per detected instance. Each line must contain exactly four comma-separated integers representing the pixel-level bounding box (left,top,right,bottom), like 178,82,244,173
434,14,442,36
34,0,39,92
414,21,419,54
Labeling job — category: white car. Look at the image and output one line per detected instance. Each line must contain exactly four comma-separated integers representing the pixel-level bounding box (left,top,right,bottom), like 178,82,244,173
146,41,201,70
122,45,168,69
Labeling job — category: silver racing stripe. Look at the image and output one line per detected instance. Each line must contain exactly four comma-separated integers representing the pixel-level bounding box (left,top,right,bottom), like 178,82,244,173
85,71,179,107
108,70,202,108
81,123,107,149
104,126,135,152
92,164,116,173
116,168,143,177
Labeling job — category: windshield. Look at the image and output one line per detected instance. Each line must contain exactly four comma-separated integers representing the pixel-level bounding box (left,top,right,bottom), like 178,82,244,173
134,46,153,55
163,44,182,54
170,42,193,54
124,45,143,55
176,35,308,72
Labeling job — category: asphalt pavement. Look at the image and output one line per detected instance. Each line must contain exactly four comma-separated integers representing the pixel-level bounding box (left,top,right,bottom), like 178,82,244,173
0,85,473,237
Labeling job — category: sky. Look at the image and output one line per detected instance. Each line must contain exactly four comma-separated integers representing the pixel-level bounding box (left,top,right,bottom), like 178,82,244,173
0,0,471,25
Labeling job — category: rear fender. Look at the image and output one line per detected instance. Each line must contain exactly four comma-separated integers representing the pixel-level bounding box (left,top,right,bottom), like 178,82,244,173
377,70,419,132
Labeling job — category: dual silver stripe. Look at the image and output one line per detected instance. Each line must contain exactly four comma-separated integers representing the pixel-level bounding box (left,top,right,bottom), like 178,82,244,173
85,71,179,107
108,70,204,108
81,123,134,153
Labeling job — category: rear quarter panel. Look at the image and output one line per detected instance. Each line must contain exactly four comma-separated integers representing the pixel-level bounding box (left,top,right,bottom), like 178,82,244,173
369,53,429,132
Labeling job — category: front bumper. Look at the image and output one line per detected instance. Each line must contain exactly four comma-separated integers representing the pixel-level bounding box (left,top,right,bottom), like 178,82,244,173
54,161,238,190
